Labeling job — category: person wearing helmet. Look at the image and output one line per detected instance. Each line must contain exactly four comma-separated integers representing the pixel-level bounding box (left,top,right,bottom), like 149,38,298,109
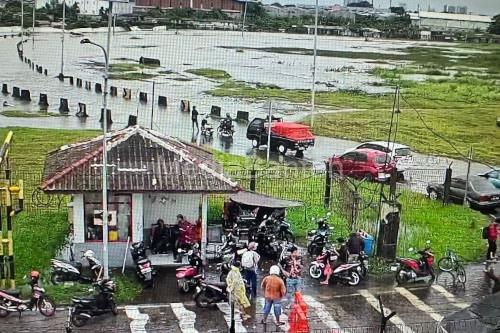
261,265,286,325
30,270,41,286
321,238,349,285
82,250,103,280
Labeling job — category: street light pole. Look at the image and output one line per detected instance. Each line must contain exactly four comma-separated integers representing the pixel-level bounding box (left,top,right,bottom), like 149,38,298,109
60,0,65,75
310,0,318,128
241,0,248,39
79,1,113,280
32,0,35,47
20,0,23,52
266,101,272,164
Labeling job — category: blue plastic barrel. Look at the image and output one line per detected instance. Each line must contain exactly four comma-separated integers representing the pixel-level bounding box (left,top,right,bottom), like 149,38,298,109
363,234,374,257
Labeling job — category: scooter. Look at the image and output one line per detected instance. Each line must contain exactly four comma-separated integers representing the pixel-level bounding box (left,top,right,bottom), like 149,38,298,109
194,277,251,308
275,216,295,243
0,271,56,318
309,248,361,286
176,246,204,293
130,242,155,288
391,241,435,285
50,250,102,285
217,228,247,264
307,213,334,256
65,279,117,332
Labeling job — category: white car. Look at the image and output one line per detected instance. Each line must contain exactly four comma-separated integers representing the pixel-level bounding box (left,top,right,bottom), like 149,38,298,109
349,141,412,160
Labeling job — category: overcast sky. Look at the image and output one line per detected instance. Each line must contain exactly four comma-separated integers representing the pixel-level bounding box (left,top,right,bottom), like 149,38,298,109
262,0,500,16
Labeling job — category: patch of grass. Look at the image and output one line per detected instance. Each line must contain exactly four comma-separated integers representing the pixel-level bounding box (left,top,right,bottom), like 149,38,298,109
109,72,157,80
185,68,231,80
1,110,63,118
109,62,160,73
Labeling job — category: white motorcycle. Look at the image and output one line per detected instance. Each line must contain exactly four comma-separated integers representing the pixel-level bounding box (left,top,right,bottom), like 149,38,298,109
50,250,102,285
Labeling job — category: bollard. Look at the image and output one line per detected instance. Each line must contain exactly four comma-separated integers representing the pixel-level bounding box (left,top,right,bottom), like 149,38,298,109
44,69,48,75
27,59,31,65
20,89,31,101
12,86,20,98
76,103,88,118
180,100,190,112
76,78,82,87
110,86,117,97
59,98,69,114
38,93,49,109
99,108,113,124
58,73,64,81
69,77,74,85
1,84,8,94
31,63,35,70
236,111,249,122
210,105,221,117
85,81,91,90
158,96,167,107
37,66,43,74
95,83,102,93
139,92,147,103
35,65,39,71
127,115,137,127
123,88,131,100
24,57,27,63
139,56,160,66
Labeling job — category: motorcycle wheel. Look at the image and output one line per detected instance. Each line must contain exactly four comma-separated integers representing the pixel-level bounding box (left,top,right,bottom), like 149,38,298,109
178,279,191,293
347,271,361,286
71,313,89,327
307,244,314,255
194,290,213,308
360,265,368,278
395,268,409,285
309,264,323,279
51,272,64,285
0,305,9,318
38,296,56,317
110,300,118,316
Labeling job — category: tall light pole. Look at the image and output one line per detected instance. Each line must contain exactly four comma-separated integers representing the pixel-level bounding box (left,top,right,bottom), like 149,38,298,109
310,0,318,128
80,1,113,279
20,0,24,52
241,0,248,38
32,0,35,47
60,0,66,76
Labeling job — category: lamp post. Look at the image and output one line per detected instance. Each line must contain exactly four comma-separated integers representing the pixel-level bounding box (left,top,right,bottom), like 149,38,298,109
80,1,113,279
60,0,65,76
310,0,318,128
32,0,35,48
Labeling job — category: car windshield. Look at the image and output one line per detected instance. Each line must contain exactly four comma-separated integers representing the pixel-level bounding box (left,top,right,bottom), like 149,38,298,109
374,154,391,165
395,148,411,156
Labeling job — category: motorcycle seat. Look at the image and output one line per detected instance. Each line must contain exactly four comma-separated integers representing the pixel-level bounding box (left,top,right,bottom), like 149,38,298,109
0,290,20,298
209,282,227,289
52,259,83,270
72,296,95,304
137,259,149,265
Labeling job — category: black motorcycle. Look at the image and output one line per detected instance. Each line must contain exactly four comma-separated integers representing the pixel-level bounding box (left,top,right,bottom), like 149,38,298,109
275,217,295,243
65,279,117,332
218,119,234,139
130,242,155,288
307,214,334,256
194,278,251,308
218,229,247,263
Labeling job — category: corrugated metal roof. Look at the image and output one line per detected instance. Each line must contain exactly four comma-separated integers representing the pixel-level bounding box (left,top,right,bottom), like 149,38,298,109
416,11,492,23
41,126,238,193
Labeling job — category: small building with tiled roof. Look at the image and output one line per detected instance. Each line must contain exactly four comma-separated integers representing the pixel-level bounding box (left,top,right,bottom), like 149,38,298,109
41,126,238,266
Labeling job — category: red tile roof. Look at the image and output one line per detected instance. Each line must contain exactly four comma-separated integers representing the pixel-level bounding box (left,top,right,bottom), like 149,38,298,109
41,126,238,193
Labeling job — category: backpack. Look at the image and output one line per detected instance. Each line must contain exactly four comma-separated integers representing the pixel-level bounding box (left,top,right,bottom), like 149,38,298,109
482,226,489,239
241,251,255,269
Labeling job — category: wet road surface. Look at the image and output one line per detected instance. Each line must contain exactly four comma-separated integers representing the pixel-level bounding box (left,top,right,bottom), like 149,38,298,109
1,259,497,333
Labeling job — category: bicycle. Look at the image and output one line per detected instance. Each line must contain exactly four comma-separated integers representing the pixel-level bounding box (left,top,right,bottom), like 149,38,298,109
438,249,466,284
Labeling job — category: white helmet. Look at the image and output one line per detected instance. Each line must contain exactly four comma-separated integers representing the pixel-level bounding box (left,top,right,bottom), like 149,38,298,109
82,250,95,258
270,265,280,276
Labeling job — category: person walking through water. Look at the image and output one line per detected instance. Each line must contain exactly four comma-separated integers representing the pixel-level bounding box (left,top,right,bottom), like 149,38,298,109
280,245,303,308
191,106,199,131
241,242,260,299
261,265,286,325
226,261,252,320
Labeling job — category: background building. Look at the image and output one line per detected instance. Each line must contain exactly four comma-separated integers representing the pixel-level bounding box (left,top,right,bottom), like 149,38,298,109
410,11,492,32
134,0,243,15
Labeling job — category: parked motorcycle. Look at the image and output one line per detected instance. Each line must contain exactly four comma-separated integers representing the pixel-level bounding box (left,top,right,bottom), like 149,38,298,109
250,217,282,259
218,119,234,139
201,115,214,138
130,242,155,288
217,228,247,263
65,279,117,331
307,213,334,256
275,216,295,243
391,241,435,285
194,278,251,308
0,271,56,318
50,250,102,285
176,246,204,293
309,247,361,286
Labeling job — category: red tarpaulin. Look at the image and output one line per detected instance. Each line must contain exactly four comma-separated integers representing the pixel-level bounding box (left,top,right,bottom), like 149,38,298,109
266,122,315,141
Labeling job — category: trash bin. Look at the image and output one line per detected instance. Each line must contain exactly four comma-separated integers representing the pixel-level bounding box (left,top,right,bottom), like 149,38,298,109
363,234,374,257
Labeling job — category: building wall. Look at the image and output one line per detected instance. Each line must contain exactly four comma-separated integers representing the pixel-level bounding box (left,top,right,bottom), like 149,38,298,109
135,0,241,12
418,17,490,31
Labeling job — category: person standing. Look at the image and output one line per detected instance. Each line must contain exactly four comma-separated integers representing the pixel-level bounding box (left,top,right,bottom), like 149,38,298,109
487,218,499,261
226,261,252,321
191,106,199,131
241,242,260,299
281,246,303,307
261,265,286,325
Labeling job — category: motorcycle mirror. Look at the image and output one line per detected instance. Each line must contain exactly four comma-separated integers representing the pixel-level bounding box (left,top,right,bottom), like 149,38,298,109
178,248,184,253
408,247,414,252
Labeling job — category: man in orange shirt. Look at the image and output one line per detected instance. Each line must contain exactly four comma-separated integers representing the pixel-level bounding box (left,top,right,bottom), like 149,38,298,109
261,265,286,325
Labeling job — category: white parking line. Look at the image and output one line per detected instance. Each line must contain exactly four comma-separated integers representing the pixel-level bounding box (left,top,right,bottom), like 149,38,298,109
216,302,247,333
358,289,415,333
256,297,289,331
395,287,444,322
431,285,470,309
125,306,149,333
302,295,343,332
171,303,199,333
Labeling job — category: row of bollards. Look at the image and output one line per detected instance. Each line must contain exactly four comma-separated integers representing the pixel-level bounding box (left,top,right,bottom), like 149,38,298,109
22,56,48,76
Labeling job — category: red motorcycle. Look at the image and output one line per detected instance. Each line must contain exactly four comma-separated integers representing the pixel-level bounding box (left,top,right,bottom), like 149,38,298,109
391,242,435,284
176,246,203,293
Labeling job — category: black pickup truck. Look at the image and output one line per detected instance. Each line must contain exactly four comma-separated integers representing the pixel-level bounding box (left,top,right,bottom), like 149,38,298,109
246,118,315,157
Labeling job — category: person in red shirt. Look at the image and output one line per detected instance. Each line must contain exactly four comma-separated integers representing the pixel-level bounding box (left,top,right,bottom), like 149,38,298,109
487,218,499,261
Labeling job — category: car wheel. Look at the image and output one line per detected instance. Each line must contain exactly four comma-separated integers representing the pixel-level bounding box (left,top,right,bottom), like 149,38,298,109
251,139,259,148
428,190,439,200
364,173,373,182
295,150,304,158
464,199,471,208
277,143,287,155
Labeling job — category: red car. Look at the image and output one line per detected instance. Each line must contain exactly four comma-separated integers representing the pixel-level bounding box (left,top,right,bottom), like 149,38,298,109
328,149,396,182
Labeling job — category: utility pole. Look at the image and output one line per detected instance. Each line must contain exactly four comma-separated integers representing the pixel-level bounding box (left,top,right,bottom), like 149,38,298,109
32,0,35,47
60,0,66,76
241,0,248,39
310,0,318,128
266,101,272,164
150,81,155,129
463,147,473,207
20,0,24,52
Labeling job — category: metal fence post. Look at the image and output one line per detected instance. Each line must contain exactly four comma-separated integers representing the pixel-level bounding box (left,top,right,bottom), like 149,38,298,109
443,167,452,204
324,161,331,208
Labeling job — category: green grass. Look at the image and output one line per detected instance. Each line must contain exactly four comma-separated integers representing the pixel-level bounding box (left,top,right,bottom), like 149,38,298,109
185,68,231,80
109,72,157,80
1,111,63,118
